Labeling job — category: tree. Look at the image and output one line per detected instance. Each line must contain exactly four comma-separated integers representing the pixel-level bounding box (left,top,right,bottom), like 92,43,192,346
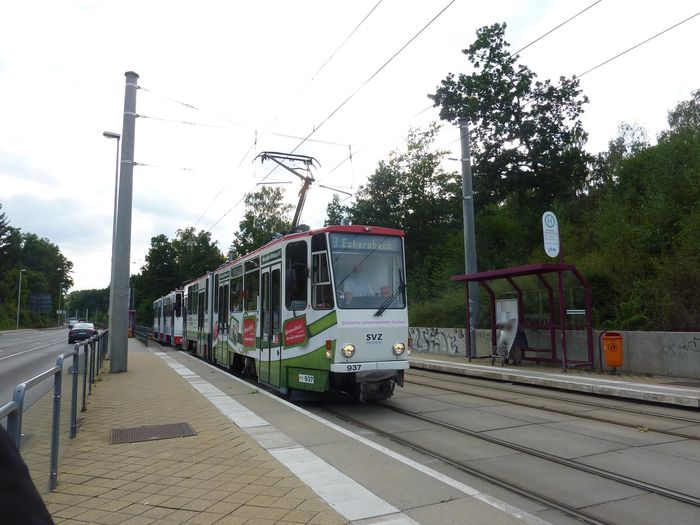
430,23,590,220
131,228,225,324
345,125,464,309
230,186,292,258
324,194,349,226
666,88,700,132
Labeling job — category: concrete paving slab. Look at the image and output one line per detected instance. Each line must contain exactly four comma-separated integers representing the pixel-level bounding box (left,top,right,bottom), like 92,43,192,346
390,427,520,462
583,493,700,525
544,419,685,447
482,423,628,459
423,392,510,409
577,446,700,498
478,404,580,425
669,424,700,438
423,406,534,433
306,439,465,511
531,508,591,525
465,453,648,508
381,394,463,414
578,407,698,431
315,403,436,435
404,496,528,525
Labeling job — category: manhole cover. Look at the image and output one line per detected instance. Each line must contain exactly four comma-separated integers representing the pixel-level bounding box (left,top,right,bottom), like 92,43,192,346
110,422,196,444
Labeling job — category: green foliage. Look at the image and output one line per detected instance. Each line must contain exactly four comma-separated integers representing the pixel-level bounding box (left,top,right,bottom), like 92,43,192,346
132,228,225,324
230,186,292,258
324,194,348,226
431,23,591,215
65,288,110,324
0,205,74,329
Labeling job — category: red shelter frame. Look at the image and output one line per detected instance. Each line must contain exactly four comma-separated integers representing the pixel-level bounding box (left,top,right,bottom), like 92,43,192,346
451,263,595,371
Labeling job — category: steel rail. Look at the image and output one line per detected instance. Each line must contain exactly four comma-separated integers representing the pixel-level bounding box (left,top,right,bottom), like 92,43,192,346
407,369,700,425
377,402,700,508
321,407,611,525
405,374,700,441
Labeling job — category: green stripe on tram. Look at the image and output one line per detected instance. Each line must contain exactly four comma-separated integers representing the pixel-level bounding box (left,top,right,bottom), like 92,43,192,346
307,310,337,338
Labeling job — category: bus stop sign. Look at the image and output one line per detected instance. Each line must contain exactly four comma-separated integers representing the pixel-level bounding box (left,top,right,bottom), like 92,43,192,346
542,211,560,258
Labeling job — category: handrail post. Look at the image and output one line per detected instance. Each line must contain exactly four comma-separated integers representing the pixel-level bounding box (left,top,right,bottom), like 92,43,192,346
7,383,27,449
88,341,94,394
49,355,65,490
70,344,79,437
81,344,88,411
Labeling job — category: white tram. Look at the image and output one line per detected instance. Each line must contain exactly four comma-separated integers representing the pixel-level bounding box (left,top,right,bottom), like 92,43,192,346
175,224,409,400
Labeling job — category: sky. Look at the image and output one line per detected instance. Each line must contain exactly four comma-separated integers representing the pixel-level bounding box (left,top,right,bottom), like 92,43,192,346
1,0,699,292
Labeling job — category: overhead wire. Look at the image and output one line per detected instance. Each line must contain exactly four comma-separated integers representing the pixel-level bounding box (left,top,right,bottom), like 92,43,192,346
577,9,700,78
207,0,459,233
191,2,385,230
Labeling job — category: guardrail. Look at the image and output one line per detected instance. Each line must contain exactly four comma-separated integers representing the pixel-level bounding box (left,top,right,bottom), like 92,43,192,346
0,330,109,491
134,325,151,346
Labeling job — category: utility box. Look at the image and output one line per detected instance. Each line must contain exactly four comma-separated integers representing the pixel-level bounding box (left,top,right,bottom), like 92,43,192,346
602,331,624,369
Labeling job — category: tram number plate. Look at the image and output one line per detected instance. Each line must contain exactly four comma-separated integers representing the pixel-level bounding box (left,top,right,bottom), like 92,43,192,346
346,364,362,371
298,374,315,384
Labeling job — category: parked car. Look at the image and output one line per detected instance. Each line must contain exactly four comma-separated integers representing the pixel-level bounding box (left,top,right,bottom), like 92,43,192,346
68,322,97,344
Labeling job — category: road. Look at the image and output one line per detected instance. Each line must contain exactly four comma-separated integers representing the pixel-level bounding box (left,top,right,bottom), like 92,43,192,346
0,328,74,411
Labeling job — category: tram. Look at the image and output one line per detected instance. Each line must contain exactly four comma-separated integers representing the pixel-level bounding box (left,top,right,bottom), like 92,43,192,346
176,224,409,400
152,289,183,346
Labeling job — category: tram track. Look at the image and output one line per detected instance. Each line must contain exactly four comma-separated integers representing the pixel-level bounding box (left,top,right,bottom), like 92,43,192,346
406,369,700,441
320,406,611,525
319,402,700,524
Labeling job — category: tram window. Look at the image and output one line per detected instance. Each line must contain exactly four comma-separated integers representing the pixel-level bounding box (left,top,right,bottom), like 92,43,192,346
272,268,281,334
175,294,182,317
230,266,243,312
244,259,260,312
312,251,334,309
205,279,209,314
213,275,219,315
285,241,308,310
312,233,327,252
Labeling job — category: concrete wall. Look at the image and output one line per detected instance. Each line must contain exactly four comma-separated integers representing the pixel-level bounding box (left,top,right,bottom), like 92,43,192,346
409,327,700,379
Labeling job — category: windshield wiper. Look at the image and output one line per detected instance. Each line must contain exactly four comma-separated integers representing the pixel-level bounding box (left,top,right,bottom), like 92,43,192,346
374,269,405,317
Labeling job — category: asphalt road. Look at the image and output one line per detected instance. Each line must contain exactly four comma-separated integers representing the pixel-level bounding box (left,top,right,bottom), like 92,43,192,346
0,328,74,411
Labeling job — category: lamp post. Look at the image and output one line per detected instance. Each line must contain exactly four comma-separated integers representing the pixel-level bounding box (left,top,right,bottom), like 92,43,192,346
57,281,63,327
104,131,120,348
16,269,26,329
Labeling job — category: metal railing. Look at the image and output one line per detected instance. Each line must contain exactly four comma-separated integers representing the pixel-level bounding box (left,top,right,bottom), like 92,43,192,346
0,330,109,491
134,325,151,346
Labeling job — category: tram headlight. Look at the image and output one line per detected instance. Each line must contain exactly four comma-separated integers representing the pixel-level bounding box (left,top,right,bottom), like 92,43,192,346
342,344,355,358
392,342,406,356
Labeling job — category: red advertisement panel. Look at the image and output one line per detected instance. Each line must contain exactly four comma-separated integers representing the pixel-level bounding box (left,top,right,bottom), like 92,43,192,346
283,316,307,348
243,317,256,348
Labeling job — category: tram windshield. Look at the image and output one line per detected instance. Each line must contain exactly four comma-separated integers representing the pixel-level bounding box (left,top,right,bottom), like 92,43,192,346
329,233,406,310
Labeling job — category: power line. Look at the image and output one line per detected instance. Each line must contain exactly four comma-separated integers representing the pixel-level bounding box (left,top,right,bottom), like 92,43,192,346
578,9,700,78
207,0,458,233
511,0,603,56
260,0,385,136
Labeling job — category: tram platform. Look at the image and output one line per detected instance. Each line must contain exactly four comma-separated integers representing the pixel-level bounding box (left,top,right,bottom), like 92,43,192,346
409,353,700,408
44,338,554,525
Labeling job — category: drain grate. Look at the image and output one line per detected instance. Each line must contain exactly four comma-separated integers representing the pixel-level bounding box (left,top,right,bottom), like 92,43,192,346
110,422,196,444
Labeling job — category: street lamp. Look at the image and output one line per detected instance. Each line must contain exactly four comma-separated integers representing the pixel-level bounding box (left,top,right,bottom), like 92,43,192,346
16,269,26,329
57,281,64,327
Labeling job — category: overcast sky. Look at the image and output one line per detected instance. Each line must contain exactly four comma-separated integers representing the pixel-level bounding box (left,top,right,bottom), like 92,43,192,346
1,0,699,291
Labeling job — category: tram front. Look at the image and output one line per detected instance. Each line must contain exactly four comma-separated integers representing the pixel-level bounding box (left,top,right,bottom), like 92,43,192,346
328,227,409,400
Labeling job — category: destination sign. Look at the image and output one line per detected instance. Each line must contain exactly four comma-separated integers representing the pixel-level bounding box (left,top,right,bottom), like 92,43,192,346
261,249,281,265
330,234,401,253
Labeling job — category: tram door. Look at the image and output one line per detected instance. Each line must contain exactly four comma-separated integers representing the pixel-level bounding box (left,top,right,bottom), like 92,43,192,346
259,264,282,387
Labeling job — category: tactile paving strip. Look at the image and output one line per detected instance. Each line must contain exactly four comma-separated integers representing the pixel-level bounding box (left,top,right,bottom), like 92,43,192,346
110,422,196,444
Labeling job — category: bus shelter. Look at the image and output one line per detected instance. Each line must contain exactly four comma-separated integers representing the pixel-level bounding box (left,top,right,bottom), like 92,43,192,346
451,263,595,370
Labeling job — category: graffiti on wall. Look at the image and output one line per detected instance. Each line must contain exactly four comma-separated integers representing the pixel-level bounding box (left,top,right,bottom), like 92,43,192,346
409,327,465,355
665,336,700,356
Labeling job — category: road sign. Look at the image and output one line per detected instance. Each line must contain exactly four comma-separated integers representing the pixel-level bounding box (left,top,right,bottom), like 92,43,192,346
542,211,560,258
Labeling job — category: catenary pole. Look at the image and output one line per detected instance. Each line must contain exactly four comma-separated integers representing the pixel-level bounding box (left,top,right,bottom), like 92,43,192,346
109,71,138,373
459,118,479,359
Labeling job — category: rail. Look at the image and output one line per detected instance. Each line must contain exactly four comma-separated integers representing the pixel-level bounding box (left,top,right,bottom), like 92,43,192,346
0,330,109,491
133,324,151,346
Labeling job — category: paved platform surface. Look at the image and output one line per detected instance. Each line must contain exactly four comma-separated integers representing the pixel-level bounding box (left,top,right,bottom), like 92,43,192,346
45,340,345,525
410,354,700,408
